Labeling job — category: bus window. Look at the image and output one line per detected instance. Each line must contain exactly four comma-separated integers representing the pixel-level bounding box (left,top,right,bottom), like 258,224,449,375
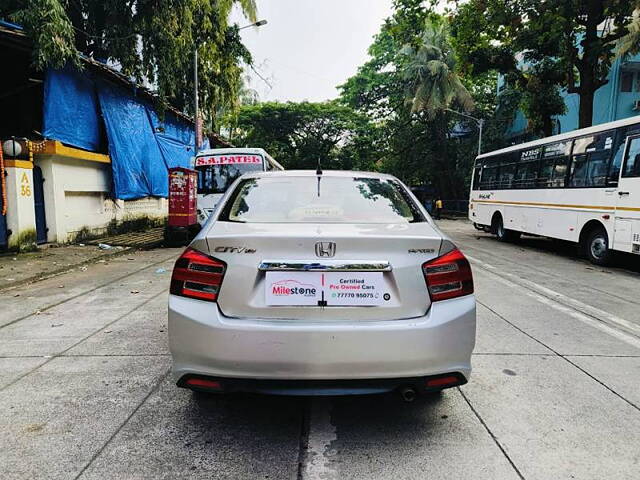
498,154,517,189
479,159,499,190
513,148,541,189
539,158,554,187
569,131,613,187
572,135,594,155
514,159,539,188
609,127,640,184
623,135,640,178
540,141,570,188
472,163,481,190
551,159,568,188
569,154,588,187
585,151,609,186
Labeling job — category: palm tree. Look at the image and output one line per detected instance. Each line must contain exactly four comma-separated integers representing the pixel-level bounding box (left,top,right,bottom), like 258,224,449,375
401,19,473,116
400,19,474,199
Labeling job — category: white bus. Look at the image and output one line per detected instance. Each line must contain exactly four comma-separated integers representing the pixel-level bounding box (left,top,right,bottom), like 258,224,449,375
193,147,283,225
469,116,640,265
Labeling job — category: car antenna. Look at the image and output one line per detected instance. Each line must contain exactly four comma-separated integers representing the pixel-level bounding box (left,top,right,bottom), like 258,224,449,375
316,158,322,176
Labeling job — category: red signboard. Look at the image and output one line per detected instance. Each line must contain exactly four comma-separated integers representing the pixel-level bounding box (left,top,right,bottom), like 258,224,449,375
195,155,263,166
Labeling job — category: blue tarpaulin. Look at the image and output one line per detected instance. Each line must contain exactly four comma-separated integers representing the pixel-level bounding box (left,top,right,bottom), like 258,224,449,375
42,66,199,199
146,109,196,169
97,81,172,199
43,68,103,152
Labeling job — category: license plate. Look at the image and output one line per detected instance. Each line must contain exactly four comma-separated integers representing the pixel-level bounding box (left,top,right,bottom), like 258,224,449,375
265,271,385,306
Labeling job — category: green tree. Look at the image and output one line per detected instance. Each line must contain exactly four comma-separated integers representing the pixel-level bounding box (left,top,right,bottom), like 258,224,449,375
452,0,640,129
618,5,640,57
2,0,257,125
340,4,492,198
229,101,378,171
339,1,442,190
401,19,473,116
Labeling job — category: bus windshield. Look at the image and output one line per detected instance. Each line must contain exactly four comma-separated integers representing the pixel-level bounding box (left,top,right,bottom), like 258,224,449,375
194,153,265,194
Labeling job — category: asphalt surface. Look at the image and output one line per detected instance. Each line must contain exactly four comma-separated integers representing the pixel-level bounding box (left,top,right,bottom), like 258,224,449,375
1,221,639,479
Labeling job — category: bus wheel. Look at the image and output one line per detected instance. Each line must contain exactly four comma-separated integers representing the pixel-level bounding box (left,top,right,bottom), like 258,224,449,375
494,215,520,242
585,227,613,266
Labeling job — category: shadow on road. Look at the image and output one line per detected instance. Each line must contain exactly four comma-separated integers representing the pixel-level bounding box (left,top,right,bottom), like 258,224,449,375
473,231,640,275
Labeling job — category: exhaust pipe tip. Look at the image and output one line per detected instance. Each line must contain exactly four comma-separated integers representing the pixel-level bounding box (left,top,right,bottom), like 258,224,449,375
399,387,417,402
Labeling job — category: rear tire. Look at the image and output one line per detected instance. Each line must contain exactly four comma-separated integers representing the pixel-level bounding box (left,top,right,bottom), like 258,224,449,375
584,227,613,266
493,215,521,242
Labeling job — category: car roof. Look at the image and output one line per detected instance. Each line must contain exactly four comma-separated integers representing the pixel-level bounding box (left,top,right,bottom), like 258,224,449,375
241,170,399,180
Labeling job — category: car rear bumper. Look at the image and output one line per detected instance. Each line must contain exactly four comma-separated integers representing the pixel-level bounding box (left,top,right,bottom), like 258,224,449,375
168,294,476,388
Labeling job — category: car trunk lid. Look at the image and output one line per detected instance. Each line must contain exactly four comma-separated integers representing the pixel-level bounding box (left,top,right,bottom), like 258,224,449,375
206,221,443,321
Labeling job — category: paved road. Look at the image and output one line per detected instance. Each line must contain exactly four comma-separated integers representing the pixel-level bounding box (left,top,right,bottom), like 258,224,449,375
1,222,639,479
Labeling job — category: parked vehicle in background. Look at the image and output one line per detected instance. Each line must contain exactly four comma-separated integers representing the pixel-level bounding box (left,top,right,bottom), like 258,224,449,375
169,170,476,399
193,148,283,225
469,116,640,265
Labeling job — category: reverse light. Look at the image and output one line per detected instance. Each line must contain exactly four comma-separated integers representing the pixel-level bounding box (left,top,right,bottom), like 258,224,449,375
422,248,474,301
170,248,226,302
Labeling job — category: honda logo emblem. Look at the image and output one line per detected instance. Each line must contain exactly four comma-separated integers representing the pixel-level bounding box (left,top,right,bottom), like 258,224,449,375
315,242,336,258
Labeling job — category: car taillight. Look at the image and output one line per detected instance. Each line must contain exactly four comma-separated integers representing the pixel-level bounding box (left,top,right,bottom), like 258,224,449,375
422,248,474,302
170,248,226,302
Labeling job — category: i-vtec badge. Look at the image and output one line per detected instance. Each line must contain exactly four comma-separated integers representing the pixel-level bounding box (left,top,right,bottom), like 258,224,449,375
214,246,256,254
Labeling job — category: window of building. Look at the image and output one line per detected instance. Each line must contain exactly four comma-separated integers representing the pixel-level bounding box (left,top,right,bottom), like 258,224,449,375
620,71,634,92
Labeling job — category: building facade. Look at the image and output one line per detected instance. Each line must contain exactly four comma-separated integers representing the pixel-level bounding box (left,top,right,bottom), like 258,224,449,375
503,53,640,141
0,22,226,251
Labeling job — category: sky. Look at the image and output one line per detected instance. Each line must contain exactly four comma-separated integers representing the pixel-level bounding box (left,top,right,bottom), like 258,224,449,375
232,0,393,103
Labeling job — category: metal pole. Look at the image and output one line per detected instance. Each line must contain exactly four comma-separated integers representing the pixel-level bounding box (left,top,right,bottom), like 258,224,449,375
445,108,483,156
194,47,199,155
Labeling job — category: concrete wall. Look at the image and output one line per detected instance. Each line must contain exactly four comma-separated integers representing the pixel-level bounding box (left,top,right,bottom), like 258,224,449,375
35,150,167,243
2,141,168,249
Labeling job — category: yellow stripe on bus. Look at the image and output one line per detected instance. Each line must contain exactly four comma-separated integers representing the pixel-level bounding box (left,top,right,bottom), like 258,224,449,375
472,199,640,212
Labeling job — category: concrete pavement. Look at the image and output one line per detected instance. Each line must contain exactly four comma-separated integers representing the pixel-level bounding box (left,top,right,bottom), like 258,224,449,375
1,221,639,479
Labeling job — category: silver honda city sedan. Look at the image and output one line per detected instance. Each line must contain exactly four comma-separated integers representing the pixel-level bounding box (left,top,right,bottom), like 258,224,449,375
168,170,476,399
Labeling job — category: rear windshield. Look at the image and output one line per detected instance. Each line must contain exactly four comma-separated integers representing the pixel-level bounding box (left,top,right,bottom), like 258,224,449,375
220,176,425,223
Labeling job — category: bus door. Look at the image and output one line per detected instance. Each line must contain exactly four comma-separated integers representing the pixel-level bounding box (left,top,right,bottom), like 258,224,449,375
615,134,640,254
